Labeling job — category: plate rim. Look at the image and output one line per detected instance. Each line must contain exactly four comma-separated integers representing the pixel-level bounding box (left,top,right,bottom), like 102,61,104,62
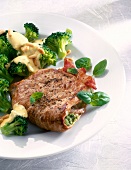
0,12,126,159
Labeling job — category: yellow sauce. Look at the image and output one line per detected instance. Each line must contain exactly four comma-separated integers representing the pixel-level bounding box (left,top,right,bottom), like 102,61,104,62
7,30,28,50
6,30,45,72
34,39,45,45
0,103,28,127
13,55,39,73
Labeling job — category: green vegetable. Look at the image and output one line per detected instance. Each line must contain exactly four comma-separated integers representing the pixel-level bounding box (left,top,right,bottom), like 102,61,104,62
30,92,43,104
24,23,39,42
0,31,17,61
75,57,92,71
39,45,57,68
0,54,13,83
77,91,92,104
93,59,107,77
1,115,28,136
91,92,110,106
8,61,29,77
67,68,78,75
0,78,11,113
44,29,72,59
77,90,110,106
64,113,79,126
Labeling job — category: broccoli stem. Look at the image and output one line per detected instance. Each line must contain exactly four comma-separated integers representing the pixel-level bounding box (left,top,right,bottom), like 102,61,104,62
0,70,13,83
0,122,17,135
58,50,66,59
0,98,11,113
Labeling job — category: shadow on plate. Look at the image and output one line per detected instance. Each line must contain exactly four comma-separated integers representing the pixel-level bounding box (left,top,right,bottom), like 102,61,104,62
0,104,108,149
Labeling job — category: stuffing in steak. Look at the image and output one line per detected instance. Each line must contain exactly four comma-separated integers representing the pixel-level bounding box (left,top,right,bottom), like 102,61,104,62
10,68,90,132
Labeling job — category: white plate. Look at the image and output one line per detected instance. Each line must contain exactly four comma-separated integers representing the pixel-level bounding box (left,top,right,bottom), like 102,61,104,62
0,13,125,159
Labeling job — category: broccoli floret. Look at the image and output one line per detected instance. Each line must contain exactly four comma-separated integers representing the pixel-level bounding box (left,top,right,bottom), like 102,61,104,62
0,78,11,113
44,29,72,59
39,45,57,68
8,61,29,77
24,23,39,42
0,31,17,61
1,115,28,136
0,54,13,83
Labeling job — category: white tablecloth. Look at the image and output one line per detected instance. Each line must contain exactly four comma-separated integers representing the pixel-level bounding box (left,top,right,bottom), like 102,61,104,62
0,0,131,169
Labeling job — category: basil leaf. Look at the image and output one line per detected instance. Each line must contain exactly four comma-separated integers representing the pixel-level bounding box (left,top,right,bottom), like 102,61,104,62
30,92,43,104
77,91,92,104
91,91,110,106
67,68,78,74
93,59,107,77
75,57,92,71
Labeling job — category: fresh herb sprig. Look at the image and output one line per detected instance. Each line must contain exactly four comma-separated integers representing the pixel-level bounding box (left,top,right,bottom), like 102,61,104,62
75,57,107,77
76,58,109,106
77,90,110,106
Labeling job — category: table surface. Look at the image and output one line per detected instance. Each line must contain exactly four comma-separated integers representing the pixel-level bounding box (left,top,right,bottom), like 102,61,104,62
0,0,131,170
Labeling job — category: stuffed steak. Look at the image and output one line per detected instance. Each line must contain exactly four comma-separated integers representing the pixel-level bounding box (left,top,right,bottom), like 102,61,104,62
10,68,89,132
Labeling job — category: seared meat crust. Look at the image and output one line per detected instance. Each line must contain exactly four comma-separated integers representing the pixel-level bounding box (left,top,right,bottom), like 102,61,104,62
10,68,87,132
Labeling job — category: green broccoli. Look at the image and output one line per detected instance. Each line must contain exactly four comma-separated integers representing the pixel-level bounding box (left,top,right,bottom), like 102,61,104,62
1,115,28,136
0,54,13,83
0,31,18,61
44,29,72,59
8,61,29,77
39,45,57,68
24,23,39,42
0,78,11,113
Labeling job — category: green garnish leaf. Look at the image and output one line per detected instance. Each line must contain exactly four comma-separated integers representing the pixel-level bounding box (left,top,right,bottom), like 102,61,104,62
75,57,92,71
90,91,110,106
93,59,107,77
30,92,43,104
67,68,78,74
77,91,92,104
77,90,110,106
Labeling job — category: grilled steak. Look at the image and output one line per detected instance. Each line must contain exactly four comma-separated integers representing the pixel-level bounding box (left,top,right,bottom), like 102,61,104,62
10,68,88,132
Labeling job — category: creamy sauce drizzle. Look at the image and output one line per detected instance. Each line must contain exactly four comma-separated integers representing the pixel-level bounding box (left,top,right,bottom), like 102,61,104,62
6,30,45,73
13,55,39,72
0,103,28,127
7,30,28,50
